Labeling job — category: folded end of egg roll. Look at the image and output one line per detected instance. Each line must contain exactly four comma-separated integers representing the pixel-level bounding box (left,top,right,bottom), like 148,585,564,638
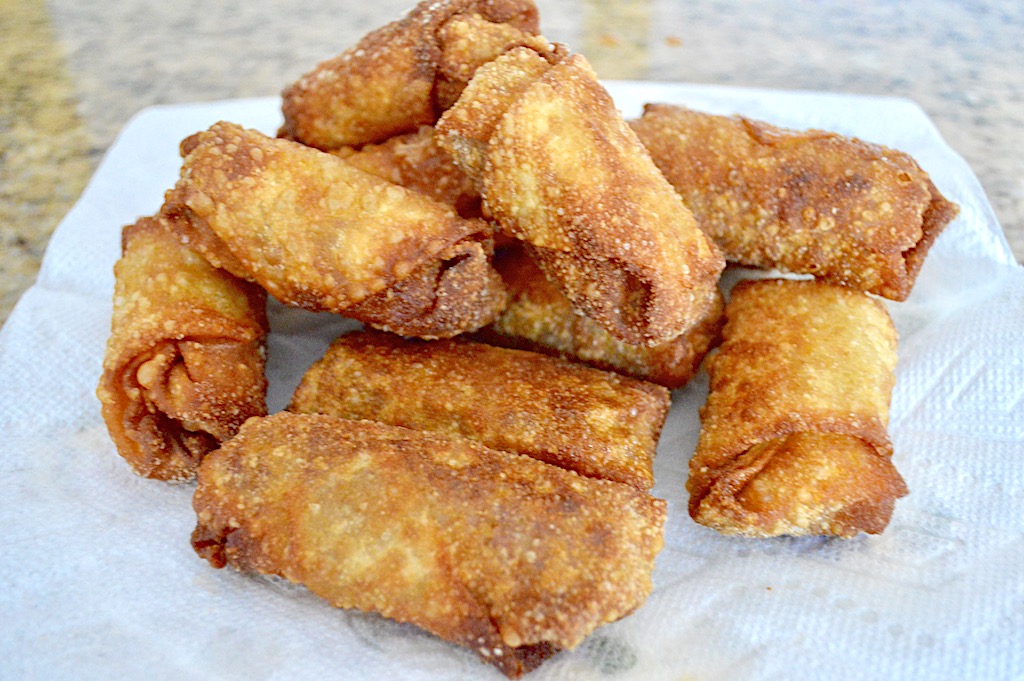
96,216,268,481
688,432,908,538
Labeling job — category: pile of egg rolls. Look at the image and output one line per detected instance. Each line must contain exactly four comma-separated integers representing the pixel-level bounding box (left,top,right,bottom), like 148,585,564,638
96,0,959,676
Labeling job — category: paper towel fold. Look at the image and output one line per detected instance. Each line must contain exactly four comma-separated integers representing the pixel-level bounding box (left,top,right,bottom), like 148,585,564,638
1,84,1021,680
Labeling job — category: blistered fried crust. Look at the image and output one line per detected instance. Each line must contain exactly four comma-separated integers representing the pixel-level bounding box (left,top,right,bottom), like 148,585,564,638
96,216,268,481
162,122,505,336
191,413,666,677
438,50,725,346
631,104,960,300
279,0,544,150
332,126,481,218
474,245,724,388
688,279,907,537
289,329,669,489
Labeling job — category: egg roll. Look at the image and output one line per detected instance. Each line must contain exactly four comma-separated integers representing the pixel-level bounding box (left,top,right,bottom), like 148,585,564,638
191,412,666,678
630,103,960,300
278,0,548,150
688,278,908,537
96,216,268,481
288,329,670,490
474,245,724,389
162,121,507,338
437,48,725,346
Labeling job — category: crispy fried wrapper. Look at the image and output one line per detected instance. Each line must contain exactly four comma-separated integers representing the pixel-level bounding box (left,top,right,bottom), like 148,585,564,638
474,245,725,389
96,216,268,481
162,121,507,338
689,279,908,537
438,48,725,346
289,329,670,490
279,0,549,150
331,126,482,218
631,104,960,300
192,413,666,678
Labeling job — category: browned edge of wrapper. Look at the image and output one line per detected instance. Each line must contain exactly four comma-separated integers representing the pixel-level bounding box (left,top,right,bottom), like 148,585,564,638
343,232,509,338
889,178,960,301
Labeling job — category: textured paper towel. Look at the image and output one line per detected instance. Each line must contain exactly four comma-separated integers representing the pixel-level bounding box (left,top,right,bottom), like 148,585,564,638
1,84,1022,681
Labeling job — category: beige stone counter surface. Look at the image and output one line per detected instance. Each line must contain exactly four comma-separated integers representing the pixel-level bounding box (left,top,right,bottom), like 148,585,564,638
2,0,1022,323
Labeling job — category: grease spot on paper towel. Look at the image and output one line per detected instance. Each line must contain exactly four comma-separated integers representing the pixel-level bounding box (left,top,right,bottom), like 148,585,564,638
198,625,283,681
578,634,639,674
344,610,478,674
880,524,964,568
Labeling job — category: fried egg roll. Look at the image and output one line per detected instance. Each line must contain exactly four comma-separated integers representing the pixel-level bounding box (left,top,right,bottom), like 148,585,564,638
289,329,670,490
474,245,724,389
437,48,725,346
162,121,507,338
631,103,959,300
278,0,548,150
96,216,268,481
689,278,908,537
192,412,666,678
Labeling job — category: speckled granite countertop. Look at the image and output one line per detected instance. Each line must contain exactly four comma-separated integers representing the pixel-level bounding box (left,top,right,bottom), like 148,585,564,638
2,0,1021,322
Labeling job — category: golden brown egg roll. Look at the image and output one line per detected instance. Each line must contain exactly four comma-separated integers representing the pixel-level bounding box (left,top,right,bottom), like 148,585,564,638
278,0,547,150
288,329,670,490
474,245,725,389
688,278,908,537
162,121,507,338
437,48,725,346
96,216,268,481
191,412,666,678
630,103,960,301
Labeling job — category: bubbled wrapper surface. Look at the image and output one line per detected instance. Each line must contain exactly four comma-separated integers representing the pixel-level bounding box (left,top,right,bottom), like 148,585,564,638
1,84,1022,680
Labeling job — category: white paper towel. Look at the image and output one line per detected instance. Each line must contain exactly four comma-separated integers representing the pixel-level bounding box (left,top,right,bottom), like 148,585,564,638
2,84,1022,681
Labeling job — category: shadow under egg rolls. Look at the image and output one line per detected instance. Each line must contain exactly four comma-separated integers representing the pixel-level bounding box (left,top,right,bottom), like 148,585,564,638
278,0,549,150
162,121,507,339
96,216,268,481
474,244,725,389
630,103,960,301
437,48,725,346
192,412,666,678
689,278,908,537
288,329,670,490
